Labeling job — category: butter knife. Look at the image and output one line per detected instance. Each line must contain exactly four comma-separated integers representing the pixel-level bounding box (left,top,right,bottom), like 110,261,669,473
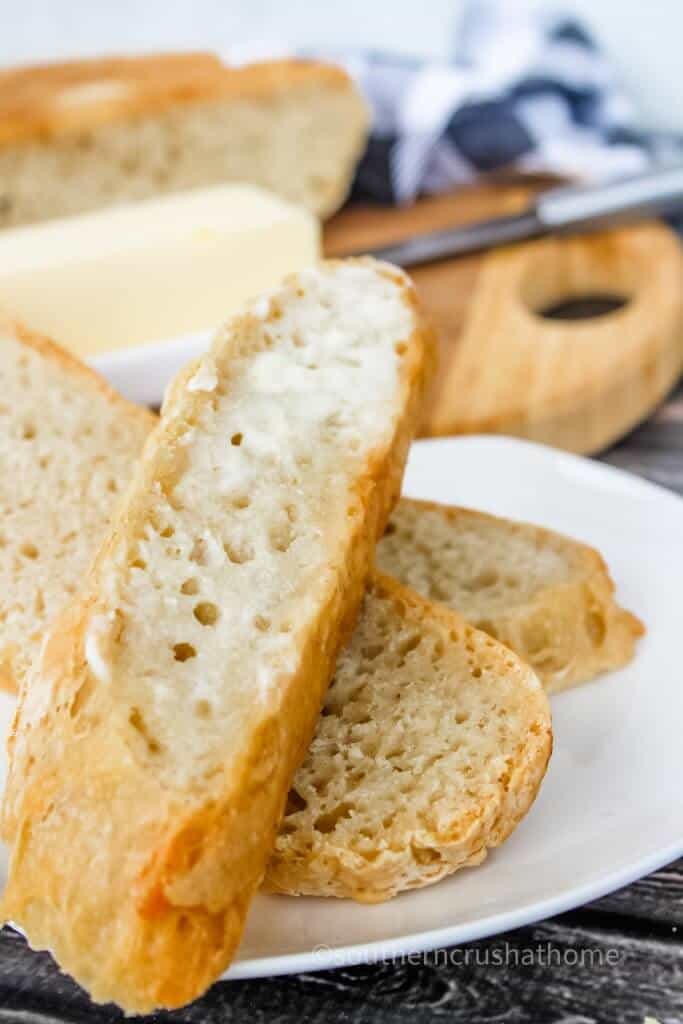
361,165,683,268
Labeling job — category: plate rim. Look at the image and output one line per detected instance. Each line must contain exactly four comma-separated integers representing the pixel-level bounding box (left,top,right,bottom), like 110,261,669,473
403,432,683,506
227,839,683,979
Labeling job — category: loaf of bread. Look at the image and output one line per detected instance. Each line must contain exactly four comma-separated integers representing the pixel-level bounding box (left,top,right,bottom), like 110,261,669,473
0,317,154,693
1,260,434,1012
266,572,552,901
0,54,368,227
377,500,643,693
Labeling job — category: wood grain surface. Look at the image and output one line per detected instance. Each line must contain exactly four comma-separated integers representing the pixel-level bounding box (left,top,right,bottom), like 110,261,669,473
0,380,682,1023
325,186,683,454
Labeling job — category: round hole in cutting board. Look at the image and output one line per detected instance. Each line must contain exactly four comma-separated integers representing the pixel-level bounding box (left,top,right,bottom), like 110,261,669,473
539,293,629,321
520,238,637,325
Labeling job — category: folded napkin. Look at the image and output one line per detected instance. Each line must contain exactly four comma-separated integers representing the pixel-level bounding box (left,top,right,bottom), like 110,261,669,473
314,1,682,204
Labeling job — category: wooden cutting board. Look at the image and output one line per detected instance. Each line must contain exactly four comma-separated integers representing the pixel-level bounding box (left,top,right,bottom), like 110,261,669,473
324,183,683,454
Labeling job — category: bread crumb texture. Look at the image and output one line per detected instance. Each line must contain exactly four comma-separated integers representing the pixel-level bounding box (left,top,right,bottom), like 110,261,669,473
266,573,552,901
0,321,152,692
81,262,415,785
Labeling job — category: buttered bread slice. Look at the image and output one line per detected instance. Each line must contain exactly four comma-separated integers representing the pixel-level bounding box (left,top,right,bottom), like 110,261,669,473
2,260,433,1012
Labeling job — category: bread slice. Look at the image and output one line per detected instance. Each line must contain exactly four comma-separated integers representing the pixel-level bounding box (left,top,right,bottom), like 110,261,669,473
0,317,154,693
377,500,644,694
1,260,434,1012
265,572,552,901
0,55,368,227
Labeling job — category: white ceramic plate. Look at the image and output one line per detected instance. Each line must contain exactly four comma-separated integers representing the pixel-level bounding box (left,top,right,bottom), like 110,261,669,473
1,435,681,980
91,332,213,407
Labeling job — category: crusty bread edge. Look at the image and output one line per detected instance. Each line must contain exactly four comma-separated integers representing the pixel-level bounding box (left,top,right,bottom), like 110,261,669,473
264,570,553,902
0,56,368,146
1,262,437,1012
0,315,157,433
396,499,644,694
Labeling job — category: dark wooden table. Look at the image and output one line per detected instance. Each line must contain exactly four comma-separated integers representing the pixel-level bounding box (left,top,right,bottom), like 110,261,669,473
1,386,682,1024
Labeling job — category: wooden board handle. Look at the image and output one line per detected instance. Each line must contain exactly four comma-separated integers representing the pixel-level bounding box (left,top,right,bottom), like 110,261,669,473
430,223,683,453
325,185,683,454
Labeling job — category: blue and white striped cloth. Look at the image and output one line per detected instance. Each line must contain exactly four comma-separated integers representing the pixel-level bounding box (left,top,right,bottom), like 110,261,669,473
316,2,682,205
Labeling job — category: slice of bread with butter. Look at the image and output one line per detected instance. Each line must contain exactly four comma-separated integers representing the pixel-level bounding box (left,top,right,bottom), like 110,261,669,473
1,259,434,1012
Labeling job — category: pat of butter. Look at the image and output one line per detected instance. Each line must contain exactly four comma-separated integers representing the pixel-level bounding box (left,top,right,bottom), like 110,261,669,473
0,184,320,358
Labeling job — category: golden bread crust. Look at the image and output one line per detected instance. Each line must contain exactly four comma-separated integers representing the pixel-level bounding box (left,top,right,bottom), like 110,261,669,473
0,55,358,145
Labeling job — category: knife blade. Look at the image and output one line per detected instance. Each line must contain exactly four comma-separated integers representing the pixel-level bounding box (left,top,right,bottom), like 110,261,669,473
359,164,683,268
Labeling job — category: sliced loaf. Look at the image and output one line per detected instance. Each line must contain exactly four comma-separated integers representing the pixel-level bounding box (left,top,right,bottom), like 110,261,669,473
1,260,433,1012
266,572,552,901
0,56,368,227
0,318,154,692
377,500,643,694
